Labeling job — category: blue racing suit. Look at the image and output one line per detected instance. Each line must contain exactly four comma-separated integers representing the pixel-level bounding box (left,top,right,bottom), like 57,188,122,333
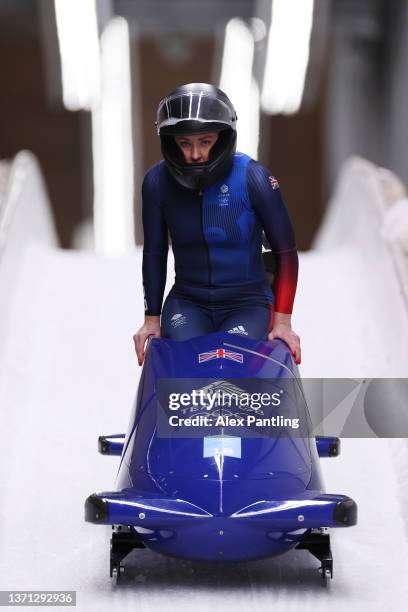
142,152,298,341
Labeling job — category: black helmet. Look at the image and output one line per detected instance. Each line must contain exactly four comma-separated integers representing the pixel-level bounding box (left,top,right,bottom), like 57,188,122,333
156,83,237,190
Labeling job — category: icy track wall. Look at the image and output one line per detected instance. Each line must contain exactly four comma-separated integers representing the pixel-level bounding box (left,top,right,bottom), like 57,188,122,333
314,156,408,309
297,156,408,378
0,151,58,369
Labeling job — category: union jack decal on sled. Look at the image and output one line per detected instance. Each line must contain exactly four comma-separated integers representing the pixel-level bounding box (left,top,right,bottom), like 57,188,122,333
198,348,244,363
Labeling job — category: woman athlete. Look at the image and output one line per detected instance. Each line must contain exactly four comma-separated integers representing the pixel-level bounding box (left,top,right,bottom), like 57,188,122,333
134,83,301,365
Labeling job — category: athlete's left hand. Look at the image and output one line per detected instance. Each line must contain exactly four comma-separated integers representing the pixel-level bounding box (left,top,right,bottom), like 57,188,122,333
268,313,301,364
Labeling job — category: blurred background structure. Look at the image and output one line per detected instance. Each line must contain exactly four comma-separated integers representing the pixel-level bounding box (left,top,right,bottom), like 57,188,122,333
1,0,407,252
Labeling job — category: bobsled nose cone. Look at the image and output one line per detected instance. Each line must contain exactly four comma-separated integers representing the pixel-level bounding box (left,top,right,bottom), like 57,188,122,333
85,493,109,524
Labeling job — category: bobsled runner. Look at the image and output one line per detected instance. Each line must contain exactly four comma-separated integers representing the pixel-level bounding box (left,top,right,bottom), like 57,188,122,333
85,332,357,583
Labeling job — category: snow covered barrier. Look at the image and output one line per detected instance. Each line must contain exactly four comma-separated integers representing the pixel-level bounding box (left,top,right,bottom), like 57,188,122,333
0,151,58,368
314,157,408,314
307,156,408,375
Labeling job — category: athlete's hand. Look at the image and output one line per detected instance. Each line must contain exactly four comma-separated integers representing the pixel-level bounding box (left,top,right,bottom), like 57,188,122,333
267,312,301,364
133,316,161,366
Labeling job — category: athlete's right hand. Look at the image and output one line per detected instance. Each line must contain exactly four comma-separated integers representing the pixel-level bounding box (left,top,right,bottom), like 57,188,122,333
133,316,161,366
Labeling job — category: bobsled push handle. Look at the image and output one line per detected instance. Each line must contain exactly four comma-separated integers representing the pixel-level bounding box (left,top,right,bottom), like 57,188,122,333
316,436,340,457
98,434,126,456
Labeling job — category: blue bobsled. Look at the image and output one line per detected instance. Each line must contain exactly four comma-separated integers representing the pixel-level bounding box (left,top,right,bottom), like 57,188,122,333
85,332,357,581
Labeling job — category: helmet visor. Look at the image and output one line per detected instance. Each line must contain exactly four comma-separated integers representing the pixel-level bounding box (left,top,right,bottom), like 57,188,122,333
157,91,236,134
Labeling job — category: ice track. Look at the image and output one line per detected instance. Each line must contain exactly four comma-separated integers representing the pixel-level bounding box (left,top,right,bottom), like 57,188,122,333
1,242,408,611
